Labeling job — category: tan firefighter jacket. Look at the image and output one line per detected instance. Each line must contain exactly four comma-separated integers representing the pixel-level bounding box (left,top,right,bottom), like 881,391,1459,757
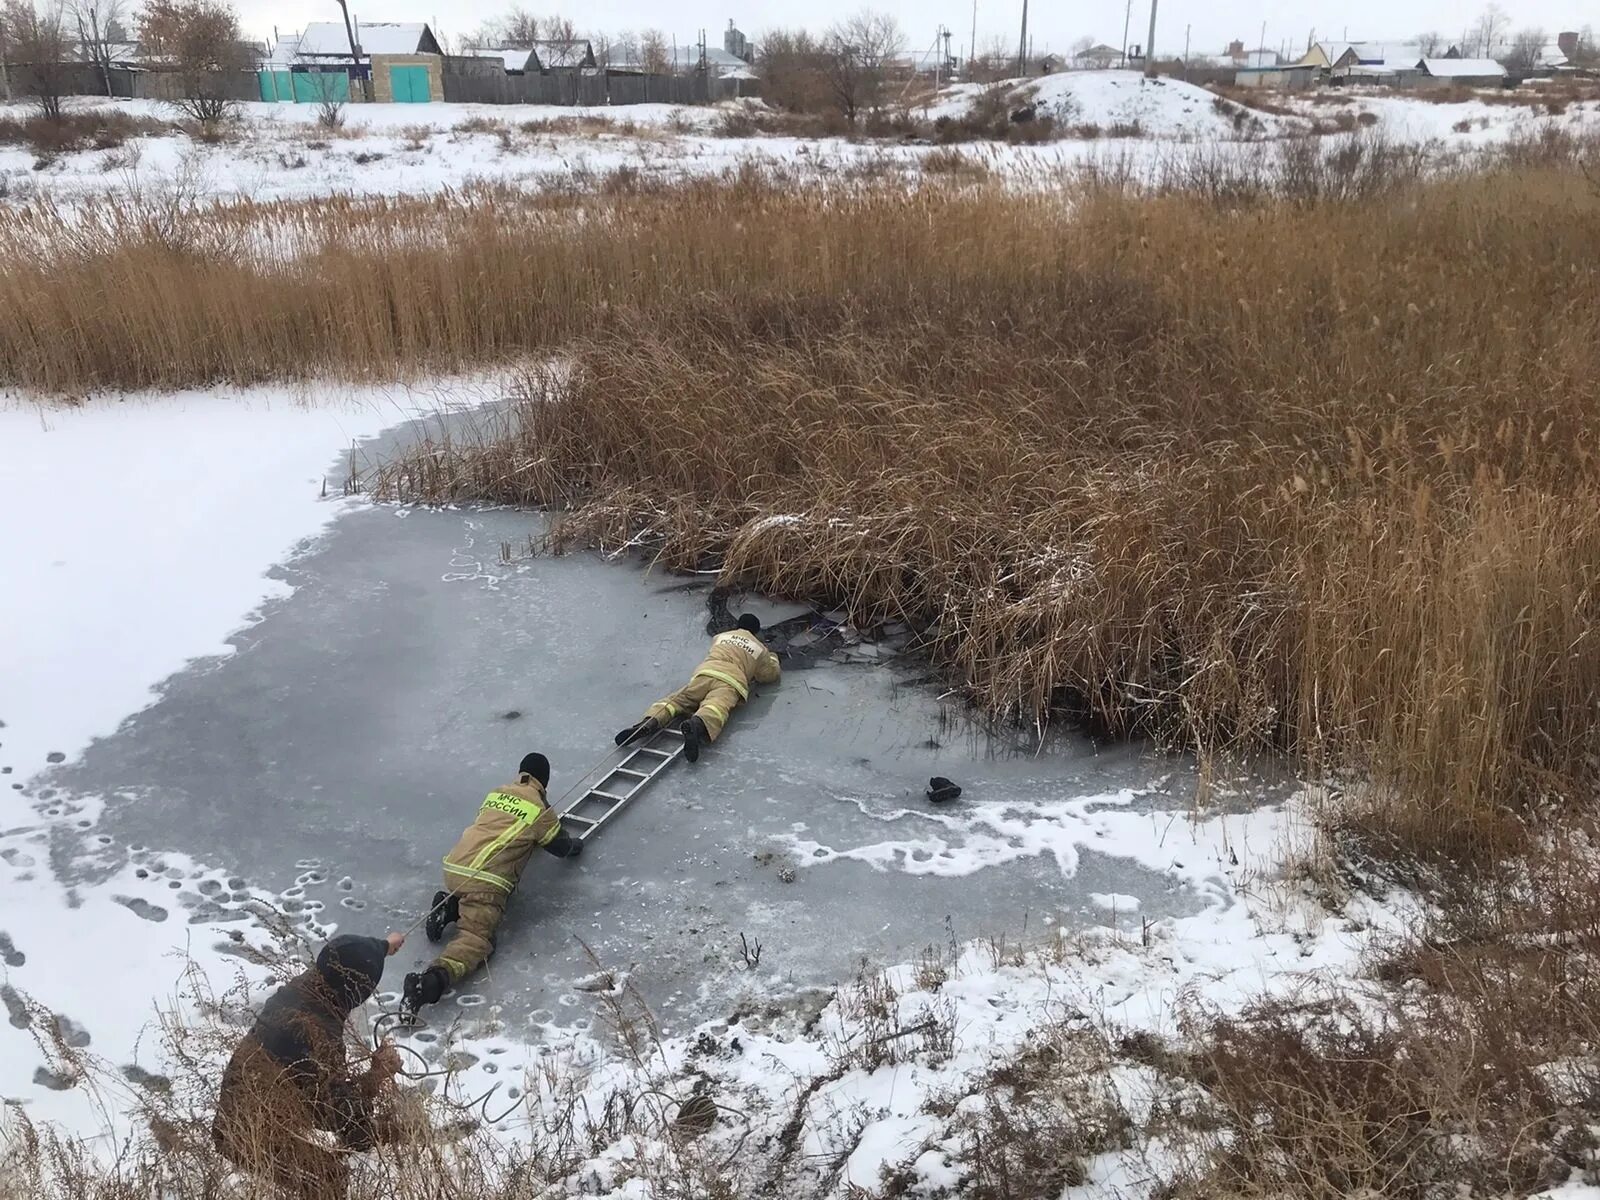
692,629,782,699
442,775,562,894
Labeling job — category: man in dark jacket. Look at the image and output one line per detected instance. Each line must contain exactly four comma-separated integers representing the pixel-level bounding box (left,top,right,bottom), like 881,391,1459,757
213,931,405,1199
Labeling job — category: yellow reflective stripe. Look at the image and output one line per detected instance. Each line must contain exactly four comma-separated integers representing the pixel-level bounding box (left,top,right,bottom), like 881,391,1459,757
693,666,749,700
533,817,561,847
439,957,468,980
701,703,729,722
442,861,514,892
661,701,679,716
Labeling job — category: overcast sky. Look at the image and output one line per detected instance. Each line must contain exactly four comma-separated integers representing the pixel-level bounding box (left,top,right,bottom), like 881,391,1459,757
242,0,1584,62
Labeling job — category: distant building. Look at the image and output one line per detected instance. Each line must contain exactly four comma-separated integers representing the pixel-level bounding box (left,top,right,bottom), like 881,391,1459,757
463,46,538,74
263,21,442,103
1235,61,1317,88
532,38,596,72
268,21,441,66
1416,56,1507,86
1071,43,1122,69
889,47,958,78
723,20,751,63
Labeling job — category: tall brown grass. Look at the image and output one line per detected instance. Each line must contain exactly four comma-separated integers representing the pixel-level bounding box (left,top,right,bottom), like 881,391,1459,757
368,162,1600,867
5,146,1599,867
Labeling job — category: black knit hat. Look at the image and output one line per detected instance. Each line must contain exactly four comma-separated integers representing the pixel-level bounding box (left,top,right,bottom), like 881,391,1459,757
519,753,550,786
737,613,762,634
315,934,388,1010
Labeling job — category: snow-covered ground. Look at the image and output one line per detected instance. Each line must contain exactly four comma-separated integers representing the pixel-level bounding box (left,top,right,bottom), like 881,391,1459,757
921,72,1300,139
3,75,1596,205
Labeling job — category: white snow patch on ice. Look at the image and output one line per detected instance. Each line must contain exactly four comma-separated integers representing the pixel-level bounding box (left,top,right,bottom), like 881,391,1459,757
1090,890,1142,912
0,377,498,1128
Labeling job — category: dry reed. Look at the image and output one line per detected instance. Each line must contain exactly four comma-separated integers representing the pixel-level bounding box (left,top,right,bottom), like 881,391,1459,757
361,162,1600,868
3,148,1598,867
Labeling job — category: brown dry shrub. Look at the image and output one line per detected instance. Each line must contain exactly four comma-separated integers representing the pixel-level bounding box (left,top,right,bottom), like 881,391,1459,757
1178,994,1578,1199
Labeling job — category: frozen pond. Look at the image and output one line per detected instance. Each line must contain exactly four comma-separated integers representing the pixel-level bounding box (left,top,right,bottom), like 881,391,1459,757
17,411,1286,1053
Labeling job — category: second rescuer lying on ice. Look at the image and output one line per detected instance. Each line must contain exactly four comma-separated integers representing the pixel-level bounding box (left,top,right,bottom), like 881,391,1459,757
614,613,781,761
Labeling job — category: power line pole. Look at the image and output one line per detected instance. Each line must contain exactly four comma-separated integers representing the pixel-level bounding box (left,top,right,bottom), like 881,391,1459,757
1120,0,1133,66
1016,0,1028,76
1183,22,1190,80
1143,0,1158,75
969,0,977,76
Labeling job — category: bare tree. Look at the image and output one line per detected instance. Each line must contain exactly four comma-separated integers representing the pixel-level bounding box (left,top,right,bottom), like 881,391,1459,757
602,28,638,69
1503,26,1545,69
1415,30,1444,58
966,32,1011,80
500,7,538,47
137,0,253,126
296,59,344,128
3,0,73,119
72,0,124,96
639,26,669,74
820,9,902,126
756,27,826,109
1469,2,1507,58
545,13,575,45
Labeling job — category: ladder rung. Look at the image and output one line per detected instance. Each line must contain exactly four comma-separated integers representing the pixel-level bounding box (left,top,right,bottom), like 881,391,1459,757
561,813,596,826
614,767,650,778
588,789,626,802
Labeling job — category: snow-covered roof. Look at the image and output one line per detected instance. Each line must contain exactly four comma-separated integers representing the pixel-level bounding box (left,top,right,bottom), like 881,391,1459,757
294,20,432,58
465,45,535,71
1345,40,1424,66
1419,57,1507,77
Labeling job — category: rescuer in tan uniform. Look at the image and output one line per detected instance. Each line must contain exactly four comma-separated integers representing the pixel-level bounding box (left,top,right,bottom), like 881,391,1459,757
615,614,782,762
401,753,580,1020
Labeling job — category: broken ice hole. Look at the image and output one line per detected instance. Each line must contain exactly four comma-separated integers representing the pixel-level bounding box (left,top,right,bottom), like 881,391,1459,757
337,877,354,891
295,870,325,886
45,752,64,764
339,897,365,910
293,859,321,869
455,994,485,1008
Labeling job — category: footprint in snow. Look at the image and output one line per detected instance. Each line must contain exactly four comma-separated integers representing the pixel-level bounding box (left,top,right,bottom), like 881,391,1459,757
113,896,168,923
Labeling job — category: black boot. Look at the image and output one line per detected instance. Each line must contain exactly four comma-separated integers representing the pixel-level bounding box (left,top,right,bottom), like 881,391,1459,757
682,716,708,763
424,891,459,943
400,966,449,1023
615,717,661,747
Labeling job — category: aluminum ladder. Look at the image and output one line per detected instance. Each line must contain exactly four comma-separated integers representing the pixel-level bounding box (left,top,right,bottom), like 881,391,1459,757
558,724,685,842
